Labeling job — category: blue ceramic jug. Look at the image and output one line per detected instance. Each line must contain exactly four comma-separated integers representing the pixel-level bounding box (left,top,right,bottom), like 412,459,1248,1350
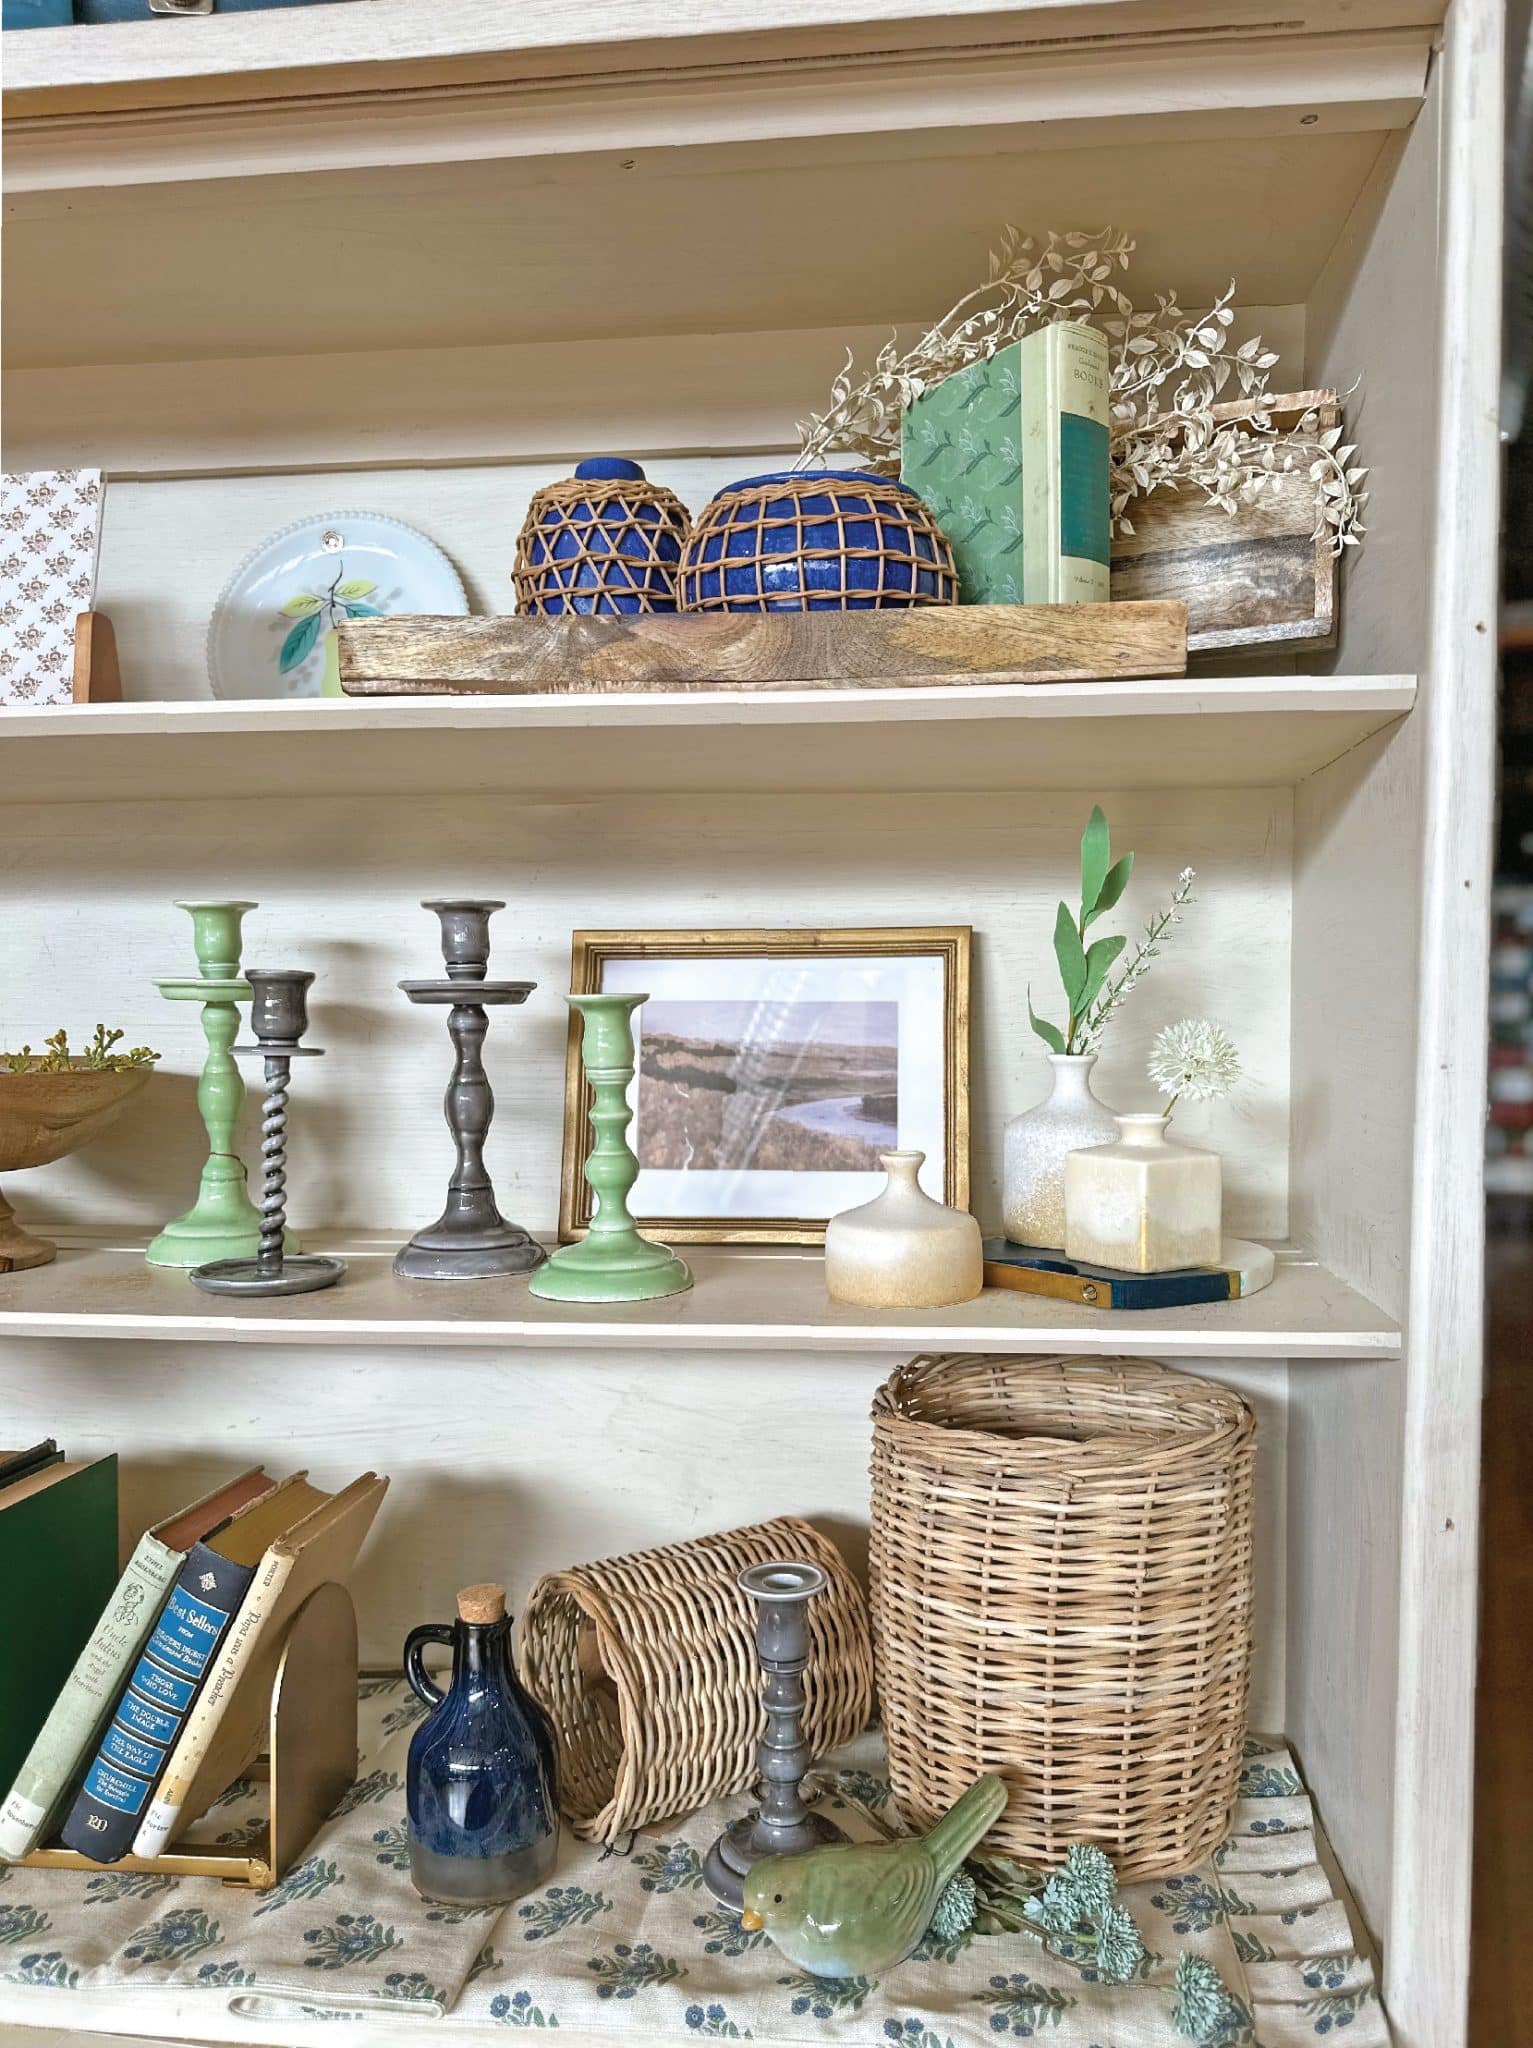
404,1582,559,1906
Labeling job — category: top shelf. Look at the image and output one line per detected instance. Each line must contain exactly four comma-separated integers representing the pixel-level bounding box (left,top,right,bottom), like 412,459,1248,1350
2,0,1443,118
0,674,1413,805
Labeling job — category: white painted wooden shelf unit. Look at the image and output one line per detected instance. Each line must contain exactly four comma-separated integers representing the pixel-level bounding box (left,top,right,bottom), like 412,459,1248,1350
0,4,1501,2046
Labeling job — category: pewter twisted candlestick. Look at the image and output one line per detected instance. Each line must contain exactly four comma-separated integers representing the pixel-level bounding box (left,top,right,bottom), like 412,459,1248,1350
703,1560,846,1908
257,1062,291,1274
190,969,346,1299
395,900,545,1281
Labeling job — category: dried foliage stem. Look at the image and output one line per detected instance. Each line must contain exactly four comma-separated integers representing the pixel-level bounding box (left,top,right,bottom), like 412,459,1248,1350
796,230,1368,555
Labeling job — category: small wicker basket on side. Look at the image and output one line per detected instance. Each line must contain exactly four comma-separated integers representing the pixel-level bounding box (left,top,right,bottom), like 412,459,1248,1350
518,1516,873,1843
870,1353,1255,1880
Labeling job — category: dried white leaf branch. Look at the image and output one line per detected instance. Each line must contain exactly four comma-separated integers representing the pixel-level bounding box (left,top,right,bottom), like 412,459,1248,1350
794,229,1368,556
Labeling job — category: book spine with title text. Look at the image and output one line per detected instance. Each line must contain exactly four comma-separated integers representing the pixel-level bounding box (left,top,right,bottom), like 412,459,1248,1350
57,1541,255,1863
1018,320,1112,604
0,1530,181,1861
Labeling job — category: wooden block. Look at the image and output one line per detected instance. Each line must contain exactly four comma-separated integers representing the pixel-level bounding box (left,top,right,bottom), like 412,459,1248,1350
70,610,121,704
336,600,1186,697
1110,390,1339,653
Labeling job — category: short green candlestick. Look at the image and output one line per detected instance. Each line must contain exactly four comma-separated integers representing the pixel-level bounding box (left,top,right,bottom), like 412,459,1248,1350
529,992,692,1303
146,899,295,1267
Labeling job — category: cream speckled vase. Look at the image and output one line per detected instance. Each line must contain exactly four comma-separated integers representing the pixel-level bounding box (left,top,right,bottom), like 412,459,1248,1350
825,1149,982,1308
1064,1112,1222,1273
1001,1053,1119,1249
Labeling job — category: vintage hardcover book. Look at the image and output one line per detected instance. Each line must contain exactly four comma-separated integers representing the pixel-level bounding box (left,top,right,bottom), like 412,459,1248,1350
982,1237,1275,1310
134,1471,387,1857
0,1467,276,1861
900,321,1111,605
0,1441,62,1490
0,1457,118,1806
58,1474,325,1863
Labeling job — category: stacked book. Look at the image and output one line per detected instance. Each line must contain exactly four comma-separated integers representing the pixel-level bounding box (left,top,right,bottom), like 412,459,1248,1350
0,1447,385,1865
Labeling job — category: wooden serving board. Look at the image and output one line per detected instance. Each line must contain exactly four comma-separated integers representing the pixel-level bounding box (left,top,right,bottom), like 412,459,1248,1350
336,601,1186,697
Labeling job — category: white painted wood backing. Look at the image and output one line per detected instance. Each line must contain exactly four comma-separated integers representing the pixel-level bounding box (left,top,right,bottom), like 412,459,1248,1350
0,687,1413,808
0,786,1293,1245
1,118,1357,370
0,1337,1290,1735
1,308,1306,477
0,1237,1393,1359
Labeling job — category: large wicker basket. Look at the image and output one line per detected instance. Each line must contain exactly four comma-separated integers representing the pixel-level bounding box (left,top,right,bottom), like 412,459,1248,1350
870,1353,1255,1879
518,1516,873,1843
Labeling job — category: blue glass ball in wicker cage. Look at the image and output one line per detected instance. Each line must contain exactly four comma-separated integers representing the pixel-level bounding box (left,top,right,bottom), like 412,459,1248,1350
678,469,958,611
514,457,690,616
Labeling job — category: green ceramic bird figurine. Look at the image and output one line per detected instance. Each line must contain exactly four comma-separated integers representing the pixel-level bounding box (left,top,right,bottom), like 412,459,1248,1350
738,1774,1008,1980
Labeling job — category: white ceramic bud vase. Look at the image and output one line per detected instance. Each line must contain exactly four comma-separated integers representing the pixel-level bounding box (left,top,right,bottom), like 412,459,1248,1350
1064,1112,1222,1273
824,1149,983,1308
1001,1053,1120,1249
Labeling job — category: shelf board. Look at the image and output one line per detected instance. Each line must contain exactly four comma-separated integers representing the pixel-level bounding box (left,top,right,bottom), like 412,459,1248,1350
0,0,1444,115
0,1234,1399,1357
0,674,1414,804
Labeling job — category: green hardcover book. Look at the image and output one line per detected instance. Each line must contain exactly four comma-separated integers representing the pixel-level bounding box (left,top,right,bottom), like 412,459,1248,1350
0,1455,118,1809
900,320,1111,605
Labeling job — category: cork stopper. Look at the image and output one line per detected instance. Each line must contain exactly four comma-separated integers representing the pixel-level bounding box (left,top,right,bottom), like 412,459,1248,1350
457,1582,507,1624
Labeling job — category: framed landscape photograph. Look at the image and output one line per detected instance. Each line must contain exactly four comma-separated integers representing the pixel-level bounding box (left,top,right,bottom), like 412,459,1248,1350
558,927,971,1245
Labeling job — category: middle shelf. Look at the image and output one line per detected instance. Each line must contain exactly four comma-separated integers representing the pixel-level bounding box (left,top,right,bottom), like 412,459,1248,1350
0,673,1415,804
0,1235,1398,1357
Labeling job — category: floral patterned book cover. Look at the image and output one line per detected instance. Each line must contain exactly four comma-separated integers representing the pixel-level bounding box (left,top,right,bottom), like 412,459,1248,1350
0,471,102,708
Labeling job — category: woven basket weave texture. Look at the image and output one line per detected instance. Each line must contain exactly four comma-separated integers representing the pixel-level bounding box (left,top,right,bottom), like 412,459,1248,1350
679,469,959,611
514,470,690,616
870,1352,1255,1879
518,1515,873,1844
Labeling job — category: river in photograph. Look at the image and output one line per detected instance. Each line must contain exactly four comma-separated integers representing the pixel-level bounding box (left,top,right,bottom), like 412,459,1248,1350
774,1094,898,1147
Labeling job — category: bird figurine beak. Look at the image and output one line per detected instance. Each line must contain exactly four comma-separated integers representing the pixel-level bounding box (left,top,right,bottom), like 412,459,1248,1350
739,1908,764,1932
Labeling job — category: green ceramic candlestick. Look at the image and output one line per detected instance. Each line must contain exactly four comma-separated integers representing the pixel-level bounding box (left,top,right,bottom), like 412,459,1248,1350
146,899,292,1267
529,993,691,1303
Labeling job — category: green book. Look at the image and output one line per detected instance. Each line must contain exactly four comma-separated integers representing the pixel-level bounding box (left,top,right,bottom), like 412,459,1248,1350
0,1465,276,1861
900,320,1111,605
0,1456,118,1823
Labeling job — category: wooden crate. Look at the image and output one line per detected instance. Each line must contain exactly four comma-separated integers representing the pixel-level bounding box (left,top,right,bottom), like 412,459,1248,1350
1110,391,1340,652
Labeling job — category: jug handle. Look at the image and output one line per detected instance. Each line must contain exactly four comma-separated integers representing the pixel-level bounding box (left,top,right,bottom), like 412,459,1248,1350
404,1622,455,1707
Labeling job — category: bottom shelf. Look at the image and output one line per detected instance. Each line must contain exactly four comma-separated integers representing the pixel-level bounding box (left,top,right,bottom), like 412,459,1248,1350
0,1233,1400,1359
0,1676,1389,2047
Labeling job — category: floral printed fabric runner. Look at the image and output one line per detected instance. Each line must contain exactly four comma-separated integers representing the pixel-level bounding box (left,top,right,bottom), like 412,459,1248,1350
0,1677,1389,2045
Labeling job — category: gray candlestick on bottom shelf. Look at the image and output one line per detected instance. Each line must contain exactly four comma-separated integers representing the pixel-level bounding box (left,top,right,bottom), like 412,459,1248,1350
703,1559,847,1908
190,969,346,1299
394,899,545,1281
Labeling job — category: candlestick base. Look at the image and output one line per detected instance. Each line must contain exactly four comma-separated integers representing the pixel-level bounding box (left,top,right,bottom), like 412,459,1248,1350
528,1230,692,1303
394,1220,546,1281
702,1807,845,1910
190,1252,347,1298
147,1204,296,1270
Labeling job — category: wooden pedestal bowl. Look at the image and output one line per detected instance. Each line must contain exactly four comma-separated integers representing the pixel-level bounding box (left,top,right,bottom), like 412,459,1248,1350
0,1064,153,1273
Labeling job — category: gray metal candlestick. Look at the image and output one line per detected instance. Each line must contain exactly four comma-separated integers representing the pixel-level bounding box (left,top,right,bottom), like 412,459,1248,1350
703,1560,847,1908
190,969,346,1298
394,900,545,1281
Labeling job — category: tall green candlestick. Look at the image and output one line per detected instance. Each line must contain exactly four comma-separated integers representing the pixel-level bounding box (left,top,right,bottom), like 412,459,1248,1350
529,992,692,1303
146,899,293,1267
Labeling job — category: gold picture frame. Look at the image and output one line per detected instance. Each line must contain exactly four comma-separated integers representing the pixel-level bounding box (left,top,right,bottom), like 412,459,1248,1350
557,927,971,1246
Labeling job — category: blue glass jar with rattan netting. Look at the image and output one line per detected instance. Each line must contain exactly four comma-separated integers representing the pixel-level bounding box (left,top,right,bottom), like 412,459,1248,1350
513,457,690,616
678,469,958,611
